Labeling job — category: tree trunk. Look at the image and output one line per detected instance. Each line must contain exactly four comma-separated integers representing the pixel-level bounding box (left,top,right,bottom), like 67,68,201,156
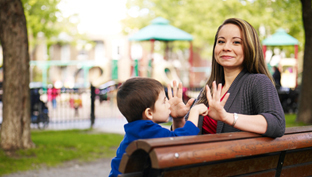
0,0,34,150
297,0,312,124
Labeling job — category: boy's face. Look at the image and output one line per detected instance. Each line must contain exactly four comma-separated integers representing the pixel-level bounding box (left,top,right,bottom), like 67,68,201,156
151,90,171,123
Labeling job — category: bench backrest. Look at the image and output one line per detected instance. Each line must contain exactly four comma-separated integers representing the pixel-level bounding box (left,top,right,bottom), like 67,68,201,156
119,126,312,177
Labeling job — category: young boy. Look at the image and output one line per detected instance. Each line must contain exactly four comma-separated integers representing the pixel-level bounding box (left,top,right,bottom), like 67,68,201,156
109,77,208,177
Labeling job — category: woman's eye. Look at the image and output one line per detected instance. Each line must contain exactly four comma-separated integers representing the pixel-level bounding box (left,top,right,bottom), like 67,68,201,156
234,41,241,44
217,40,225,44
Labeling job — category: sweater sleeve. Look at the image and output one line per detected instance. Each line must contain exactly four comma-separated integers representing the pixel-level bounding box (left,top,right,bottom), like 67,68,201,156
147,121,199,138
251,74,285,137
173,121,200,136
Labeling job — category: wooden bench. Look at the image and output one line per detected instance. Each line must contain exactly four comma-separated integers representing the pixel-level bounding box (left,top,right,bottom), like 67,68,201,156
118,126,312,177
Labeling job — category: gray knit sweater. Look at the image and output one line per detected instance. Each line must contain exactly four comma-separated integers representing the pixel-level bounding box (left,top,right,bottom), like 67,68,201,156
187,69,285,138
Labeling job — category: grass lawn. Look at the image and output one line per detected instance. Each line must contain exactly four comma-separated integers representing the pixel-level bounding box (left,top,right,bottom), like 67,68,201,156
0,114,308,176
0,129,124,176
285,114,307,127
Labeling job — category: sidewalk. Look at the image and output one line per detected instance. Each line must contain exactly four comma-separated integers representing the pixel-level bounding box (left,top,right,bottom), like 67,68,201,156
3,158,112,177
45,117,127,135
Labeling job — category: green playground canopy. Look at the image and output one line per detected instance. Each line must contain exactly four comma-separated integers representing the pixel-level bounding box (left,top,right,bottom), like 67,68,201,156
129,17,193,41
262,28,299,46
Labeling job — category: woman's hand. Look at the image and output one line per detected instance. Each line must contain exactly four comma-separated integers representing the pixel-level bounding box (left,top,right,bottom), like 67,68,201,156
191,104,208,116
167,80,194,119
206,81,230,122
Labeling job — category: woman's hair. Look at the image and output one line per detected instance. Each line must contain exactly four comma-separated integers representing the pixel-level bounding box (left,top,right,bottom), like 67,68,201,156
117,77,164,122
197,18,273,105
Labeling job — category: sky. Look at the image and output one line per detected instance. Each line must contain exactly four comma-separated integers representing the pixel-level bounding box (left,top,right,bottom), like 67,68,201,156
58,0,128,35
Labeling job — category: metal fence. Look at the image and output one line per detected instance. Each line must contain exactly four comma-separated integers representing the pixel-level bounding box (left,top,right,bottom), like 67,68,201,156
0,87,125,130
0,86,202,131
2,85,296,131
42,87,124,129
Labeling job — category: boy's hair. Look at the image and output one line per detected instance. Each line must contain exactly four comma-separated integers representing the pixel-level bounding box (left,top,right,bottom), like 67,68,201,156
117,77,164,122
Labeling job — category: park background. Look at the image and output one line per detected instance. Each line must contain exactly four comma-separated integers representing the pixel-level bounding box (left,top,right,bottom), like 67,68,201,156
0,0,305,125
0,0,312,176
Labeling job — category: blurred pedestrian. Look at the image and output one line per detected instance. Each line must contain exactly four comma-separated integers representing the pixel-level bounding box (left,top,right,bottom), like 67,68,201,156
52,86,58,109
74,93,82,117
273,66,281,90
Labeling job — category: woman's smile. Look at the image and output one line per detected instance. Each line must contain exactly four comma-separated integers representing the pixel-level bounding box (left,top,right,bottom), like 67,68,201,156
221,55,234,59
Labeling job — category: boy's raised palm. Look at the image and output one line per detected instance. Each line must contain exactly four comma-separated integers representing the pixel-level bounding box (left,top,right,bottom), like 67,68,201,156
167,81,194,119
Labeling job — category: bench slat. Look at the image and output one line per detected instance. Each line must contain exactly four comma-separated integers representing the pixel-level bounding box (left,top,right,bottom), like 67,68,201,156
284,125,312,134
126,125,312,156
132,132,261,155
284,148,312,166
150,132,312,169
162,154,279,177
280,162,312,177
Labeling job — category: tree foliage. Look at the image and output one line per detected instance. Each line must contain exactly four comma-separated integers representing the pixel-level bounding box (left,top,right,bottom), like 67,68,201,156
21,0,80,48
122,0,304,59
22,0,61,38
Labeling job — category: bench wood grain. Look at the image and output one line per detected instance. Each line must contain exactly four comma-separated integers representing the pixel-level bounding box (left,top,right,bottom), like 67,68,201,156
118,126,312,177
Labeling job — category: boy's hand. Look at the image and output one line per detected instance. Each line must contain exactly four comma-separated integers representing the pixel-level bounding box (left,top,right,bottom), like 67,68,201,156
167,80,194,119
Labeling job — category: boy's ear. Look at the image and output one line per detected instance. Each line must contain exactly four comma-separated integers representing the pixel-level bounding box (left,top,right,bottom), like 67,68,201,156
142,108,153,120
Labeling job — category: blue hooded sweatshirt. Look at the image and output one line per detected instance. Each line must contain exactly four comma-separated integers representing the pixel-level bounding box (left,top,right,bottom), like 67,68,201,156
109,120,199,177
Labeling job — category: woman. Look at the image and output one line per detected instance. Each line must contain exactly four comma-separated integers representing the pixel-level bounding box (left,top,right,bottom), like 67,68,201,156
168,18,285,138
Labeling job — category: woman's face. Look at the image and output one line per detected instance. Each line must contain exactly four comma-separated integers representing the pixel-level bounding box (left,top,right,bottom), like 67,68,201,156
214,24,244,71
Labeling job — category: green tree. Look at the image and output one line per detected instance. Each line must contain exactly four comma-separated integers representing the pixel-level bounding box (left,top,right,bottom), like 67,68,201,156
0,0,69,150
122,0,303,59
0,0,34,150
297,0,312,124
22,0,80,57
22,0,62,43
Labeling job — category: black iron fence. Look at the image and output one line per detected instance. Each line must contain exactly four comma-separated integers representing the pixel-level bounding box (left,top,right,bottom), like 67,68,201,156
15,85,122,130
0,84,297,130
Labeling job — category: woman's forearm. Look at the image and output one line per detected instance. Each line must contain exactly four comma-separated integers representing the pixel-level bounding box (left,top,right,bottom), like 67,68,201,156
223,113,268,134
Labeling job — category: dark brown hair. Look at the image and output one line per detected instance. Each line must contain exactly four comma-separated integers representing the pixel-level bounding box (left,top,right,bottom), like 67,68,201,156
197,18,273,105
117,77,164,122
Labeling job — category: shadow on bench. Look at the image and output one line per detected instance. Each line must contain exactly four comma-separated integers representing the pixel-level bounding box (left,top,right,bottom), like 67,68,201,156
118,126,312,177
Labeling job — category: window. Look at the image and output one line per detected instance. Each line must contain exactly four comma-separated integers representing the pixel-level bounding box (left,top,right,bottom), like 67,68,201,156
95,41,105,61
61,45,70,61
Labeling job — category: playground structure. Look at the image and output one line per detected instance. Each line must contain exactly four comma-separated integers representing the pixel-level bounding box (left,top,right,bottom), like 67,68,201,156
27,22,301,113
262,28,299,89
25,17,212,94
128,17,194,87
28,17,193,91
30,59,111,89
151,54,182,85
279,58,297,89
262,28,300,113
